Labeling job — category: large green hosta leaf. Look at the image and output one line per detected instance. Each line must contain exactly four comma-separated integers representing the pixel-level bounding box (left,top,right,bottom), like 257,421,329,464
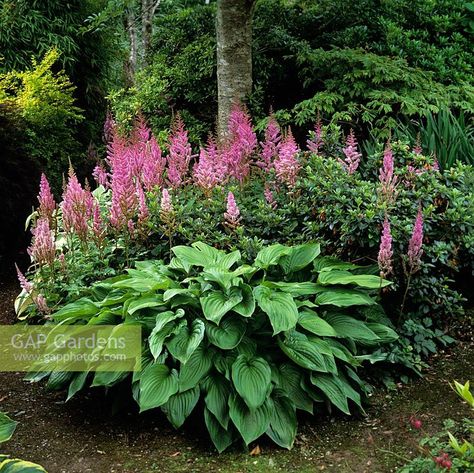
203,373,232,429
148,317,186,359
228,394,273,445
298,309,338,337
262,281,320,296
139,364,179,412
206,316,247,350
172,242,239,271
161,386,200,428
0,413,17,443
204,408,236,453
178,344,213,392
231,355,272,409
166,319,205,363
233,283,255,317
254,244,291,269
52,298,98,322
315,288,376,307
279,243,321,274
278,331,329,372
324,314,381,343
266,389,297,449
254,286,298,335
200,288,243,324
0,458,48,472
317,270,391,289
277,364,313,414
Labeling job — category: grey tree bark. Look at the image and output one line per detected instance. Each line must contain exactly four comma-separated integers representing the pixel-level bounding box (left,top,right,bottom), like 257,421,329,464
216,0,256,139
141,0,161,66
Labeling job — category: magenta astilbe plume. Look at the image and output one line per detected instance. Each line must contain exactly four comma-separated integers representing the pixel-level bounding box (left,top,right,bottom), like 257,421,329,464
307,117,323,154
160,188,173,214
92,203,105,242
136,184,149,222
259,116,281,171
193,137,225,192
28,218,55,266
37,173,55,221
407,207,424,271
142,135,165,191
35,294,50,314
61,173,94,240
16,264,32,293
338,130,361,174
224,191,241,227
379,143,398,202
103,111,115,144
264,186,277,209
274,129,300,187
378,218,393,277
167,116,192,187
224,105,257,182
92,164,109,188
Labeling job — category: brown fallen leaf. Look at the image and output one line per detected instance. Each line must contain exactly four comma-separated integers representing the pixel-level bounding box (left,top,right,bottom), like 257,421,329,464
250,445,261,456
170,451,181,457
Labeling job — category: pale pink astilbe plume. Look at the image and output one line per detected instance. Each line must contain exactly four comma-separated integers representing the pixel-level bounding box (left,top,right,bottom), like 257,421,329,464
307,116,323,154
28,218,55,266
193,137,225,192
160,188,173,214
133,115,151,144
378,218,393,277
37,173,55,221
167,116,192,187
35,294,50,314
61,173,94,240
103,111,115,144
224,104,257,182
258,116,281,171
379,143,398,202
338,129,361,174
92,203,106,242
407,207,424,272
16,264,32,293
136,183,149,222
142,135,166,191
92,164,109,188
274,128,300,187
264,186,277,209
224,191,241,227
127,219,135,237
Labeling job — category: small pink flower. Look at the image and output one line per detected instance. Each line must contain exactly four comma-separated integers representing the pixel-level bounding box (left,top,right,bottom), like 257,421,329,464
264,186,277,209
407,207,424,272
15,264,32,293
224,191,241,227
409,416,422,430
274,129,300,187
307,117,323,154
136,184,149,222
378,218,393,277
160,188,173,214
338,129,361,174
434,452,452,470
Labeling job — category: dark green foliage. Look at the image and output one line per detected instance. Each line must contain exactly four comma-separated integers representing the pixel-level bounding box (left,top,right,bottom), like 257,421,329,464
43,242,397,451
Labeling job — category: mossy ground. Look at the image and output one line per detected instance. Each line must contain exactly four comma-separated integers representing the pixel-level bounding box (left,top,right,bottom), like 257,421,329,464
0,277,473,473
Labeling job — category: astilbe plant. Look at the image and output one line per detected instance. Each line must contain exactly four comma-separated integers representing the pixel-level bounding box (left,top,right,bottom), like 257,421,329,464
41,242,396,453
224,191,241,228
379,143,398,204
306,116,323,155
28,218,55,267
378,217,393,278
167,115,192,187
37,173,56,224
274,129,300,187
338,129,361,174
258,116,281,171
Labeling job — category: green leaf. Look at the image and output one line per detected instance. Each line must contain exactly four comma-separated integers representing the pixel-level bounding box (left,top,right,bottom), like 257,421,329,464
233,283,256,317
279,243,321,274
148,317,185,360
277,364,313,414
325,314,381,343
366,323,398,343
254,244,291,269
318,270,391,289
0,458,47,472
266,389,297,449
310,373,351,415
91,370,128,388
231,355,272,409
228,394,272,445
254,286,299,335
0,412,17,443
127,296,164,315
66,372,89,401
179,344,213,392
162,386,200,428
204,408,235,453
263,281,320,296
298,309,338,337
315,288,376,307
139,364,179,412
203,373,232,429
166,319,205,364
278,331,329,372
52,298,98,322
172,242,226,270
200,288,243,324
206,316,247,350
313,257,359,273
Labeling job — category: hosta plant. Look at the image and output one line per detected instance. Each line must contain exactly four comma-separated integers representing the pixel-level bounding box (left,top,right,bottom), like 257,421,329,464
39,242,397,452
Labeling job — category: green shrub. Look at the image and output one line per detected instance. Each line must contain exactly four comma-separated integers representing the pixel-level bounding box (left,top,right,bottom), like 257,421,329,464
40,242,397,451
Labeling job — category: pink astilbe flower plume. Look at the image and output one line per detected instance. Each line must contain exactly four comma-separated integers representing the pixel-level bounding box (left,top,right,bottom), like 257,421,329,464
35,294,50,314
307,115,323,154
224,191,241,227
37,173,56,223
141,135,165,191
379,142,398,203
136,183,149,222
193,137,225,193
91,203,106,244
103,111,115,144
167,115,192,187
92,164,109,188
28,218,55,266
338,129,361,174
223,104,257,182
15,264,32,293
378,218,393,277
407,206,424,272
274,128,300,187
160,188,173,214
258,116,281,171
264,186,277,209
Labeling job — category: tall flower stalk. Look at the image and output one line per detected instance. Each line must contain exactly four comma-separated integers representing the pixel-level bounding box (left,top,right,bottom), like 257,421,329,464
338,129,361,174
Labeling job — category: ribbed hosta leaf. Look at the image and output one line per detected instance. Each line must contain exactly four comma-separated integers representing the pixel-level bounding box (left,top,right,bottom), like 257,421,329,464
315,288,376,307
0,412,17,443
263,281,320,296
204,408,236,453
266,389,297,449
206,316,247,350
162,386,200,428
279,243,321,274
166,319,205,363
203,373,232,429
139,364,179,412
228,394,273,445
310,373,352,415
254,244,291,269
278,331,329,372
148,318,185,359
231,354,272,409
127,295,164,315
298,309,338,337
178,344,213,392
324,314,381,343
277,364,313,413
0,458,47,472
254,286,298,334
317,270,391,289
200,288,243,324
233,283,255,317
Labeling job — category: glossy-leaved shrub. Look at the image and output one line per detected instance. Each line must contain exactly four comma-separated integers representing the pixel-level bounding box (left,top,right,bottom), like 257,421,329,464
39,242,397,451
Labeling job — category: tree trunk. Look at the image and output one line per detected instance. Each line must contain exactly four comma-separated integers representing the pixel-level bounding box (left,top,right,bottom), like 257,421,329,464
216,0,255,140
141,0,160,66
124,7,137,87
